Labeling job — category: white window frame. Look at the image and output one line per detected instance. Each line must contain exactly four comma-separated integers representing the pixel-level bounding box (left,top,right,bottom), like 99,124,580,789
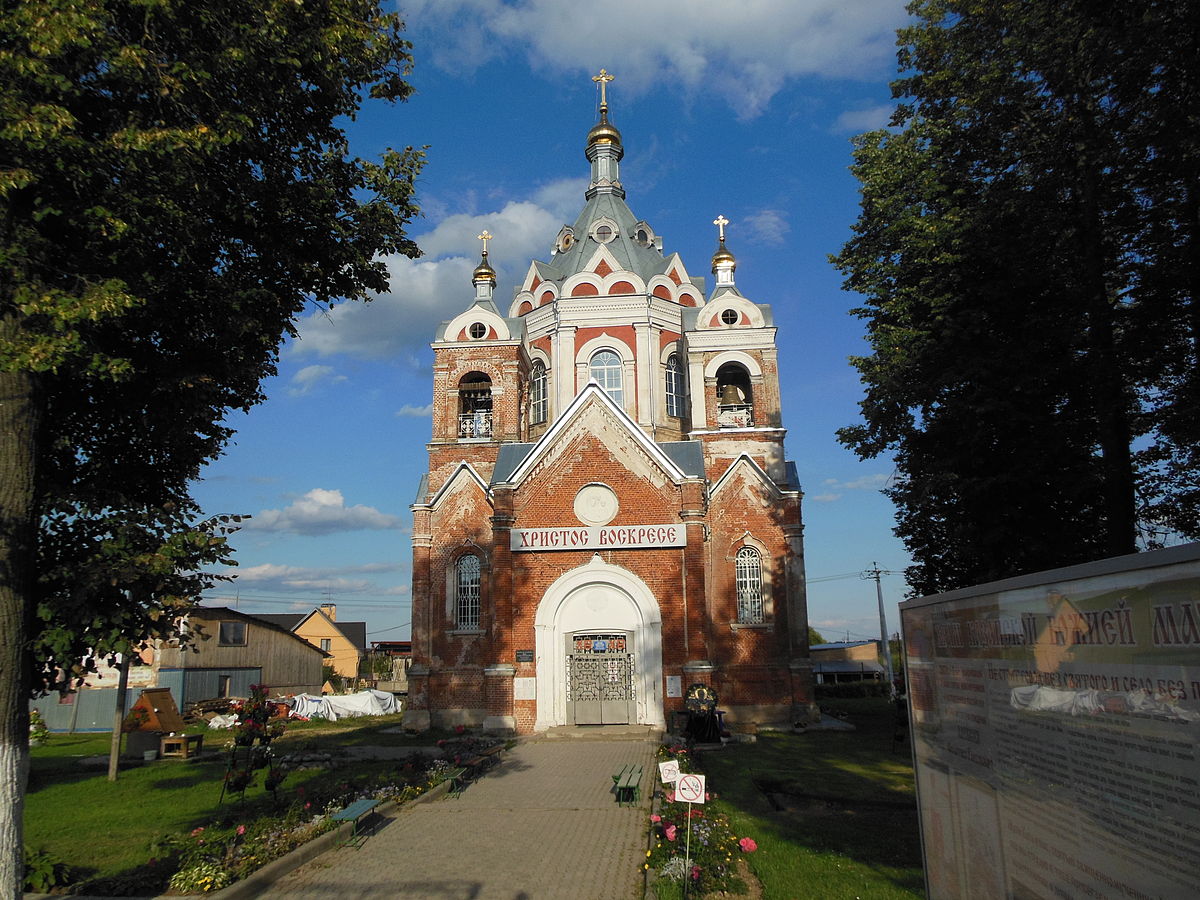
665,353,682,418
530,360,548,425
589,349,624,406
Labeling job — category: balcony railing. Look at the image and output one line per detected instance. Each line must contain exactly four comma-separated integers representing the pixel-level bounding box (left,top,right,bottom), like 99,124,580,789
717,403,753,428
459,411,493,438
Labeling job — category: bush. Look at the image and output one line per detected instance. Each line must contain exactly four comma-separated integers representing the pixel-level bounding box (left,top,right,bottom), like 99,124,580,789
23,847,71,893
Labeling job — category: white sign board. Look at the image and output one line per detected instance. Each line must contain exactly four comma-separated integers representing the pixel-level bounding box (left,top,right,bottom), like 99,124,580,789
659,760,680,784
513,677,536,701
511,524,685,552
902,545,1200,900
676,773,706,804
666,675,682,698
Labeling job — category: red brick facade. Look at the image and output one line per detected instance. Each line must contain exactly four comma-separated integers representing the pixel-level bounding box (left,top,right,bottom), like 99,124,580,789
406,101,815,734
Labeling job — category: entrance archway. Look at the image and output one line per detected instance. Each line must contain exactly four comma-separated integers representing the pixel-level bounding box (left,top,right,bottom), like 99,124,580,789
533,555,664,730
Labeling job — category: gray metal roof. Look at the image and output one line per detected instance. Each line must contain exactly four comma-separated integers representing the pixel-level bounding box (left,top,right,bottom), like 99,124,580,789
546,191,674,283
658,441,705,478
491,443,535,485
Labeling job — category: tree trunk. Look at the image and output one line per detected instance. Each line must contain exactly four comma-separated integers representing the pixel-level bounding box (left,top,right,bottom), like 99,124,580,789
0,309,39,899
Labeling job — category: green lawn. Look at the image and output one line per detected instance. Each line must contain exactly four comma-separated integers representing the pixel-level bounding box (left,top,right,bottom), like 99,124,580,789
689,698,924,899
23,714,440,887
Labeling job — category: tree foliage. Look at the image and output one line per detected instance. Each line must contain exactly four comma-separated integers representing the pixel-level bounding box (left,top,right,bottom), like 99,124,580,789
834,0,1199,596
0,0,424,890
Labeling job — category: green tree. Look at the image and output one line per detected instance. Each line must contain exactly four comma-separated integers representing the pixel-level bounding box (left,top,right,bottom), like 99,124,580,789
0,0,424,890
807,626,827,647
834,0,1197,596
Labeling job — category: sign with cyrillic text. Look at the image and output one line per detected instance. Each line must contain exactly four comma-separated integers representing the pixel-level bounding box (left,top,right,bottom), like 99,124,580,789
510,524,685,551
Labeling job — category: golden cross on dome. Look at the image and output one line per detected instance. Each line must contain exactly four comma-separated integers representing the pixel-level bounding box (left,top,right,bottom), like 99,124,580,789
592,68,614,108
477,230,492,254
713,214,730,242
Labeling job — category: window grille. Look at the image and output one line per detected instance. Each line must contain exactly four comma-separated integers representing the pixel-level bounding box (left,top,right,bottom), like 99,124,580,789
457,555,481,630
736,547,764,624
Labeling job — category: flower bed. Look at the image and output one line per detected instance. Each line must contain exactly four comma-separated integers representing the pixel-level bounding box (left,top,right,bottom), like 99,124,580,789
644,744,755,897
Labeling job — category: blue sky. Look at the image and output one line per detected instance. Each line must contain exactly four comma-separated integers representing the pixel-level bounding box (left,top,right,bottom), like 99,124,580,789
193,0,915,646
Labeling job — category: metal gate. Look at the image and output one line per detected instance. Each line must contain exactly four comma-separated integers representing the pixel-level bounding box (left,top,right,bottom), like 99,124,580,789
566,632,634,725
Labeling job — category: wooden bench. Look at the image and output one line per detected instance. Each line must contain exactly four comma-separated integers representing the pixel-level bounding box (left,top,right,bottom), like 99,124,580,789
331,797,379,847
612,764,643,807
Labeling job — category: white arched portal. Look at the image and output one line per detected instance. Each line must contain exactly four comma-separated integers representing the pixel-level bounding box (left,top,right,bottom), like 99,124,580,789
533,555,664,731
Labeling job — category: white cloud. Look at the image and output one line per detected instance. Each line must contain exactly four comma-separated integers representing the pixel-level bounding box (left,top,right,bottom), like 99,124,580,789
743,209,790,246
832,104,897,134
396,404,433,417
287,364,347,397
246,489,404,536
812,473,890,502
291,181,584,360
404,1,908,116
224,562,405,596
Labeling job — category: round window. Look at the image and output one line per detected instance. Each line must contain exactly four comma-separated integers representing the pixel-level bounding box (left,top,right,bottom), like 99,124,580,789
469,322,487,339
595,224,614,242
720,309,739,325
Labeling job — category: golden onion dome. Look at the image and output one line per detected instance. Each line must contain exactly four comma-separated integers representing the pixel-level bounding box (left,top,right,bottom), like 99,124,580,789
472,253,496,285
586,109,623,151
711,240,736,271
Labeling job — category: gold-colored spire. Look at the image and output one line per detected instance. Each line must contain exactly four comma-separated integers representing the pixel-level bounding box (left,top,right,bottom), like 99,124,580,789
472,229,496,285
586,68,622,149
711,215,736,271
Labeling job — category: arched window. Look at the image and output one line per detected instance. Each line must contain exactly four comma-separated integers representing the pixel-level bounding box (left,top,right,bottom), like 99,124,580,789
589,349,623,405
530,361,547,425
456,555,481,630
459,372,492,438
736,547,764,624
715,363,752,428
665,354,682,418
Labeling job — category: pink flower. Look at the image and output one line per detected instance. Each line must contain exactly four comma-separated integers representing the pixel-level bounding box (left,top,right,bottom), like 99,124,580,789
665,824,677,842
650,814,661,823
190,827,205,837
304,801,311,810
739,837,758,853
236,825,246,836
691,865,702,881
665,790,675,803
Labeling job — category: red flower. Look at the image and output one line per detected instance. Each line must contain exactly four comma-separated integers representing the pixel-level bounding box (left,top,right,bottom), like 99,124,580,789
739,837,757,853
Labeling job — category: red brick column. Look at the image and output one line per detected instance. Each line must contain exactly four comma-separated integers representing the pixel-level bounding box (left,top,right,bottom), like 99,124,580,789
483,664,516,733
405,665,431,732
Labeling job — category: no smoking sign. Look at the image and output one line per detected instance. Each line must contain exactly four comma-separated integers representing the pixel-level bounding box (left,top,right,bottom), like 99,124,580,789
676,773,706,804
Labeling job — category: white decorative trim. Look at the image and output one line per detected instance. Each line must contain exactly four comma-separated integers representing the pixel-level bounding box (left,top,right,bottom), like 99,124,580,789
702,350,763,379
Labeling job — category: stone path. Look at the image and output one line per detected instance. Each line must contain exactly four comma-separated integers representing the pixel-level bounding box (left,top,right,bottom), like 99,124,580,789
257,734,657,900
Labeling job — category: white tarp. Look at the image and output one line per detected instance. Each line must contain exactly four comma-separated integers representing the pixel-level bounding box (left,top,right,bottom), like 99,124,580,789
288,690,398,721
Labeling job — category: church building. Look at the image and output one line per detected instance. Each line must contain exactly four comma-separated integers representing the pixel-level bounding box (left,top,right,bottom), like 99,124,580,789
406,73,816,734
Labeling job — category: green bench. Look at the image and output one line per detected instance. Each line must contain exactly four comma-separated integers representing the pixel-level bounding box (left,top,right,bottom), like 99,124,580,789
331,797,379,848
447,767,469,797
612,764,643,807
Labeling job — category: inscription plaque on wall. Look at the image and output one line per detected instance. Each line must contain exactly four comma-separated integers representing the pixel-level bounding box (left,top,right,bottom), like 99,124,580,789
515,650,534,663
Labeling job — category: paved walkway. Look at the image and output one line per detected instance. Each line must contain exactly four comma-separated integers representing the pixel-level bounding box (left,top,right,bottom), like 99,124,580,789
257,733,657,900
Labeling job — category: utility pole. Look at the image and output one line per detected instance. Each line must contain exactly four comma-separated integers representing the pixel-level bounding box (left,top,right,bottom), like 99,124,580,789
862,563,897,697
